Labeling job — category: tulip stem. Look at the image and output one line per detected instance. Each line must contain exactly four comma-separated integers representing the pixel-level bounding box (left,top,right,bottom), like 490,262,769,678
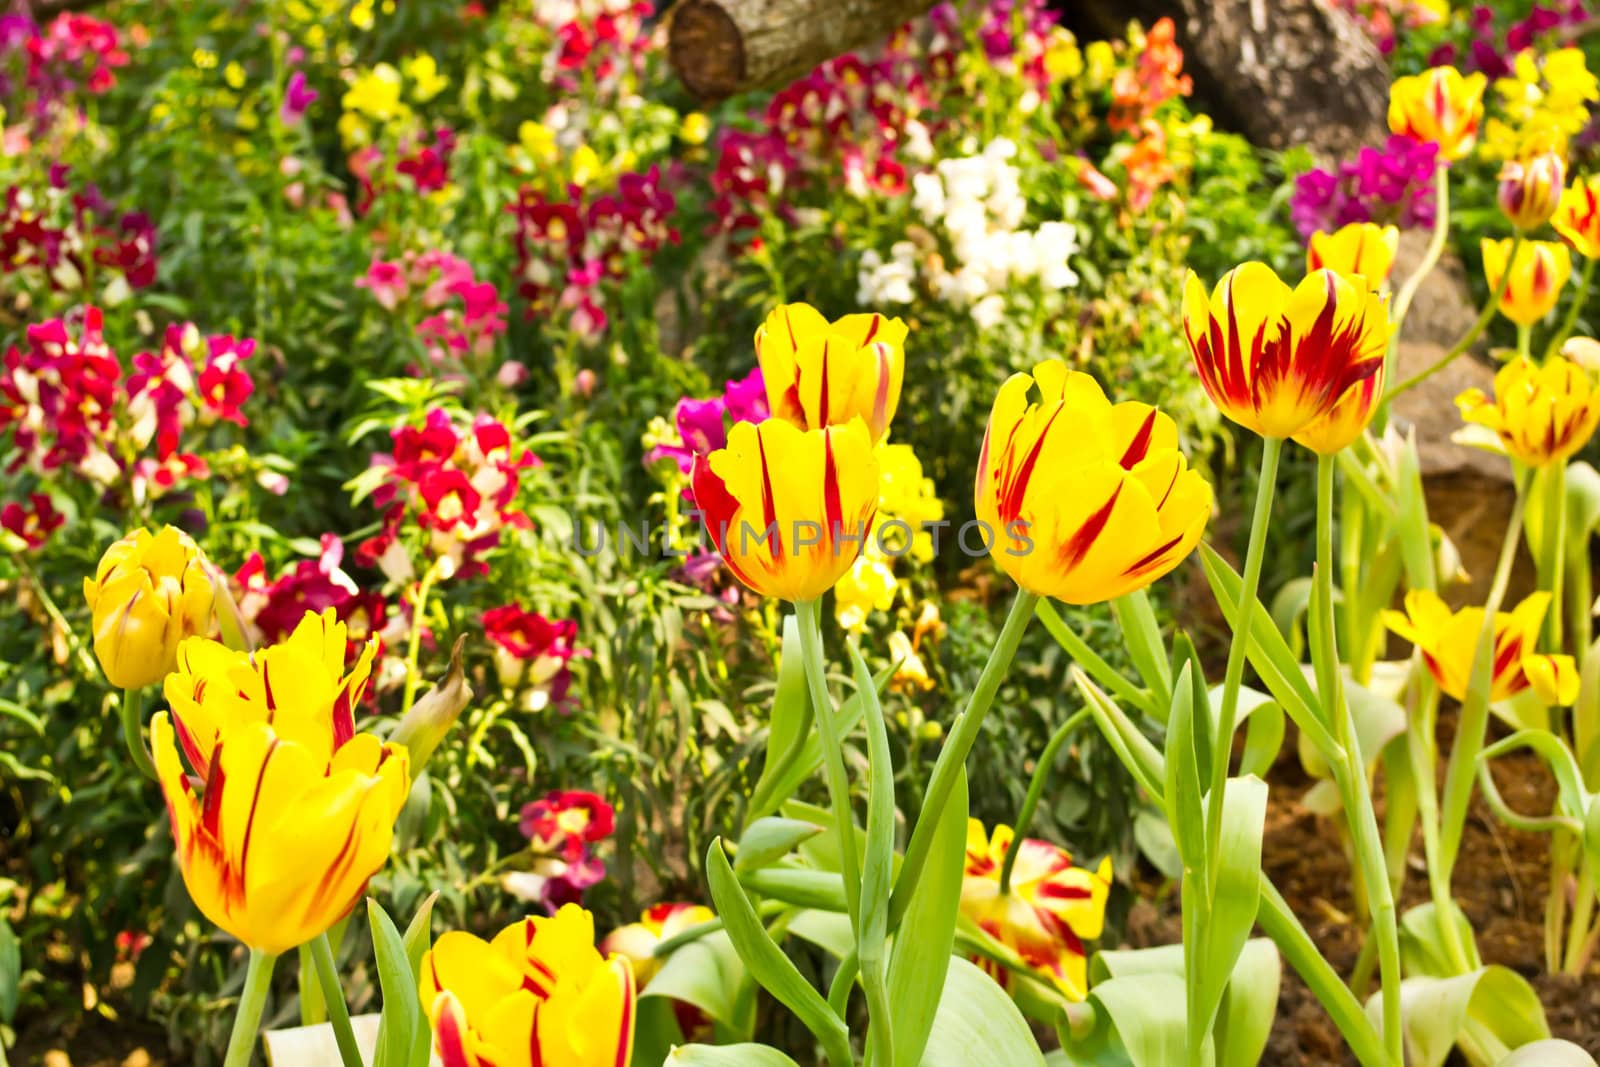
1389,163,1451,352
120,687,156,781
399,564,439,721
1439,469,1531,885
1544,253,1597,363
1536,463,1568,654
1385,232,1519,402
222,949,277,1067
308,932,363,1067
1517,323,1532,360
795,598,863,934
1315,456,1403,1066
1000,707,1090,897
1204,437,1282,885
889,589,1038,931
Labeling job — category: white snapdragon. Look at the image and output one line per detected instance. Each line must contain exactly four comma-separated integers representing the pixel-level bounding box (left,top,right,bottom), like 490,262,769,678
858,242,918,305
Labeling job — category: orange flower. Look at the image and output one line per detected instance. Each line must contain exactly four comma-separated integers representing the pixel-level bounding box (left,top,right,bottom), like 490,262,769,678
1182,263,1391,439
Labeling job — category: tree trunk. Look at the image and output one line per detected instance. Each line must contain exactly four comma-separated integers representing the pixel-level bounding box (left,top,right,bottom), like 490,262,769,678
667,0,941,100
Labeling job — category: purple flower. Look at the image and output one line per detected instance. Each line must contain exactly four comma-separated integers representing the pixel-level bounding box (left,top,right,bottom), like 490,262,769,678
278,70,317,126
1289,135,1438,239
722,366,769,425
676,396,727,455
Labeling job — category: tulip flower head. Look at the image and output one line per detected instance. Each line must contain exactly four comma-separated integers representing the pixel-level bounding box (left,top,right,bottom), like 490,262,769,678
692,417,879,602
600,902,715,987
1481,238,1571,326
1292,351,1387,456
1183,264,1390,440
975,360,1210,604
1387,65,1488,161
1384,590,1579,705
755,302,907,443
83,526,216,690
1552,174,1600,259
1455,355,1600,467
1498,151,1566,232
1306,223,1400,287
961,820,1111,1001
163,608,377,782
422,905,635,1067
152,711,409,954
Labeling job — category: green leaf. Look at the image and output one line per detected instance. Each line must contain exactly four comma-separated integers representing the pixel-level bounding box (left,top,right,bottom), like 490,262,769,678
740,867,850,912
886,768,968,1067
920,958,1046,1067
1164,660,1208,1060
1368,967,1549,1067
1295,672,1405,783
1193,776,1267,1046
368,899,421,1067
1072,668,1164,801
1580,637,1600,789
1478,730,1589,834
0,913,17,1024
400,892,437,1067
705,840,853,1067
666,1045,802,1066
1495,1039,1598,1066
643,930,753,1038
849,641,897,1067
1198,545,1335,759
787,910,855,960
1400,902,1483,977
748,615,814,823
735,817,826,873
1057,972,1211,1067
1110,590,1172,708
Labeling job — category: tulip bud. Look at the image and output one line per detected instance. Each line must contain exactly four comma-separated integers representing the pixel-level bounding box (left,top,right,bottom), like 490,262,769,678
390,634,472,772
1498,151,1565,231
83,526,214,689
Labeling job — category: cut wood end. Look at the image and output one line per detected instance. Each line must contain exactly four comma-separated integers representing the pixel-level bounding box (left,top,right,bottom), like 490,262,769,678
668,0,747,101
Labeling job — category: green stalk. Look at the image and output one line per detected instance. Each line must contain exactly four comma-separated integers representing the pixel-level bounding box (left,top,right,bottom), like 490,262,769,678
1440,472,1531,881
1545,832,1576,974
795,598,862,932
222,949,277,1067
999,708,1091,895
1564,859,1596,974
399,563,439,720
1544,253,1597,363
1388,164,1451,351
1406,676,1471,971
889,590,1038,931
120,687,156,781
1204,437,1283,883
308,932,363,1067
1517,322,1532,361
1035,601,1148,711
1315,457,1403,1066
1385,232,1520,401
1257,878,1389,1067
1536,463,1568,653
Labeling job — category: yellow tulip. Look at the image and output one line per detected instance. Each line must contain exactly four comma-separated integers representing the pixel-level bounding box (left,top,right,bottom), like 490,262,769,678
1182,264,1391,440
678,112,711,146
692,418,879,602
1306,223,1400,287
834,554,897,632
152,713,409,954
600,903,714,987
1498,150,1565,231
422,905,635,1067
1292,353,1386,456
961,820,1111,1001
1387,65,1487,161
1455,354,1600,467
755,302,908,444
1384,590,1579,705
83,526,215,689
974,360,1211,604
1552,174,1600,259
1481,238,1571,326
163,609,377,781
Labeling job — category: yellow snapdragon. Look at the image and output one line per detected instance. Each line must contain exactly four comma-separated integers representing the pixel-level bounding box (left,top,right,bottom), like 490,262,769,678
1483,47,1600,160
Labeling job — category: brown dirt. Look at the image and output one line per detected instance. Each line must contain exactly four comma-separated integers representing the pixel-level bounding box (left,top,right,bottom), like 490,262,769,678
1127,710,1600,1064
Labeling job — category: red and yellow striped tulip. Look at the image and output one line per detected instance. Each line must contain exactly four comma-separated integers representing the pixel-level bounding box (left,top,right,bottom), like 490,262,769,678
1455,355,1600,467
1384,590,1579,705
600,902,715,986
1481,238,1571,326
692,418,879,602
1387,65,1488,161
1498,150,1566,231
152,713,409,954
1292,354,1387,455
1306,223,1400,286
1552,175,1600,258
422,905,635,1067
975,360,1211,604
961,820,1112,1001
755,302,907,444
163,608,376,782
83,525,215,689
1182,263,1391,440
